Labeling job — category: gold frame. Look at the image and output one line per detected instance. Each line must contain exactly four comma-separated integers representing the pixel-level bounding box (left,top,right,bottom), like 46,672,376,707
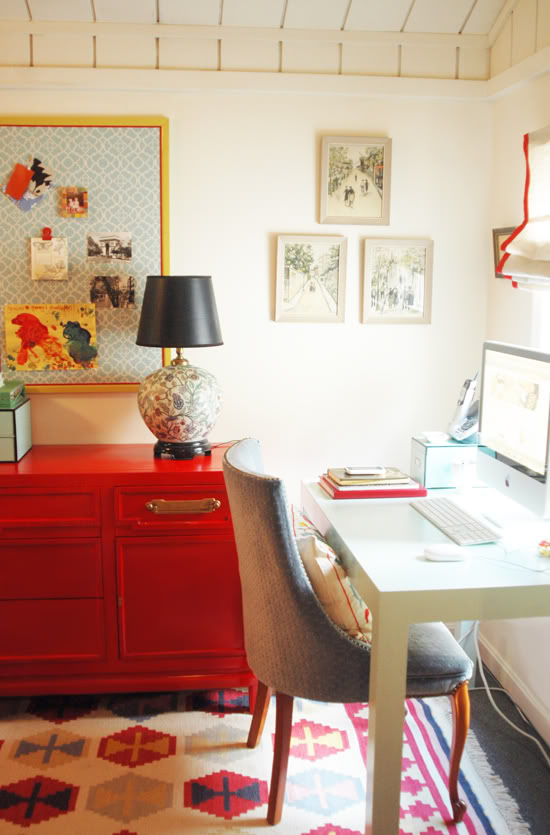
0,115,170,394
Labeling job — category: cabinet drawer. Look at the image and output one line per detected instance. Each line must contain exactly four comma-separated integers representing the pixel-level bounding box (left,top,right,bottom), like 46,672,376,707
0,599,105,663
1,539,102,599
0,487,101,537
115,485,231,533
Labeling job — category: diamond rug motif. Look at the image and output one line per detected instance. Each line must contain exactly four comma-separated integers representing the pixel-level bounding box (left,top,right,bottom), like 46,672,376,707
0,688,531,833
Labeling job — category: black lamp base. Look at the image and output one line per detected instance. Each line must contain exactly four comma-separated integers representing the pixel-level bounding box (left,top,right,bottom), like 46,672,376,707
153,439,212,460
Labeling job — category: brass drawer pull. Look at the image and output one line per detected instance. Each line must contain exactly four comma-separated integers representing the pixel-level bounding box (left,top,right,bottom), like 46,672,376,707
145,498,221,515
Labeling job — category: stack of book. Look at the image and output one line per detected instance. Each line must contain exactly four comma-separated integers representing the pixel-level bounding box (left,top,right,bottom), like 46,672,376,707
0,379,26,410
319,466,427,499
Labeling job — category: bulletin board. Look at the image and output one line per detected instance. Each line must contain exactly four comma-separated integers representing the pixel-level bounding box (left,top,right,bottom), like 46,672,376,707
0,115,169,393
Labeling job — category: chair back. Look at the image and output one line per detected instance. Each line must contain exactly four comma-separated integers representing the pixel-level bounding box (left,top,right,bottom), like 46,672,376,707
223,438,371,702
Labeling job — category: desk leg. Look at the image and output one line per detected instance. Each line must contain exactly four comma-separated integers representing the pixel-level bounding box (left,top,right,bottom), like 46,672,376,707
364,616,409,835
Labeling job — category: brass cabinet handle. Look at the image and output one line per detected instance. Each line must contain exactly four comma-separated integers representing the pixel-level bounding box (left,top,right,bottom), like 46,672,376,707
145,498,221,514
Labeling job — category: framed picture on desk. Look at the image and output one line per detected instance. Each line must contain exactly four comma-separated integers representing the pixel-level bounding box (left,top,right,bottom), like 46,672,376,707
362,238,433,324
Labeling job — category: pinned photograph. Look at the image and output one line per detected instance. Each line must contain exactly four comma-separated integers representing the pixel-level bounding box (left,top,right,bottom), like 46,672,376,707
275,235,347,323
362,239,433,324
90,274,136,309
320,136,391,225
5,303,98,371
87,233,132,261
60,186,88,217
30,237,68,281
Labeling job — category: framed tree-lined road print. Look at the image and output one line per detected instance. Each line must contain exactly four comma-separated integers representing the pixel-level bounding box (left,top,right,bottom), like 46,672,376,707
275,235,347,323
363,239,433,324
320,135,392,225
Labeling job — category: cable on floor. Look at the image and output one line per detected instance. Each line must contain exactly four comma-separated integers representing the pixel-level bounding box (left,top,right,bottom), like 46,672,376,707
464,621,550,769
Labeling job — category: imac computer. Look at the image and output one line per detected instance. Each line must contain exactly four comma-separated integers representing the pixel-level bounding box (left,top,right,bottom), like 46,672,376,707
477,341,550,519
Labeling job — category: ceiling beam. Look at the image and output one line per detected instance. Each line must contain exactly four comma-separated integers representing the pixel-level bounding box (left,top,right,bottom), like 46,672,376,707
1,19,487,48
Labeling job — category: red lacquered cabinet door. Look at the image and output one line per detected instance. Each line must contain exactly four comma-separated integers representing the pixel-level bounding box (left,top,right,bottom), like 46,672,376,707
0,599,105,663
116,535,245,659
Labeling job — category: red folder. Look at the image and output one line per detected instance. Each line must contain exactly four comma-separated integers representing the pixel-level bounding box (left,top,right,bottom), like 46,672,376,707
319,474,427,500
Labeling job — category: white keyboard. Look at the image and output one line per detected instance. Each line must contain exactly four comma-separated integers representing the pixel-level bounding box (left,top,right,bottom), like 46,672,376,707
410,497,502,546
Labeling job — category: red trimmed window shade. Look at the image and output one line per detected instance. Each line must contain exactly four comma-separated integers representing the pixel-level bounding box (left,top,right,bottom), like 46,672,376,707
498,125,550,290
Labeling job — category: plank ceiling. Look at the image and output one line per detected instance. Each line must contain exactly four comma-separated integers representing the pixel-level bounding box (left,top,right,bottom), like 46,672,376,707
1,0,507,36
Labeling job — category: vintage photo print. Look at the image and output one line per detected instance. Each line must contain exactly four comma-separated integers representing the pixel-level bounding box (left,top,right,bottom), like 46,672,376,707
60,186,88,217
88,233,132,261
90,274,136,309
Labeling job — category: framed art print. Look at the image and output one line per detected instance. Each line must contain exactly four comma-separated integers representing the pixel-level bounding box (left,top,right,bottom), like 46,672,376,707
363,238,433,324
320,135,391,225
275,235,347,323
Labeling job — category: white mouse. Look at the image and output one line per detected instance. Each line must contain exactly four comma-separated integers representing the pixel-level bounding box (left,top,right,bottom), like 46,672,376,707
423,543,468,562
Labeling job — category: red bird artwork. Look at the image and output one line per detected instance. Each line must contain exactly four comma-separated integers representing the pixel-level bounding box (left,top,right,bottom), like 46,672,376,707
11,312,66,367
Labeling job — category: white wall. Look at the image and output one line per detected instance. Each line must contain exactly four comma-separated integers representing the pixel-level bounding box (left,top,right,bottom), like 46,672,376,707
481,70,550,744
1,72,491,501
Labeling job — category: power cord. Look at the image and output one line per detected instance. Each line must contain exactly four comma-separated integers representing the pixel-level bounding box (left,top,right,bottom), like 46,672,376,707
476,541,550,573
459,621,550,768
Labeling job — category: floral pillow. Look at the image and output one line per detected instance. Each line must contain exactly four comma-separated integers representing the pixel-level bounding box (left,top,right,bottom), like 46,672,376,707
291,507,372,645
289,504,323,541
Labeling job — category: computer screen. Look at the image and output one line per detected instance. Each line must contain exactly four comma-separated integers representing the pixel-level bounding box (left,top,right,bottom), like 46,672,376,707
477,341,550,518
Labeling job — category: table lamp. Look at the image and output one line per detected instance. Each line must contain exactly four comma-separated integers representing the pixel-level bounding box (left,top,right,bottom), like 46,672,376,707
136,275,223,459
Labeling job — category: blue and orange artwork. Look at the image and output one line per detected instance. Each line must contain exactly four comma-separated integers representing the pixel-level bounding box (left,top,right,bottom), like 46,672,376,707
5,303,98,371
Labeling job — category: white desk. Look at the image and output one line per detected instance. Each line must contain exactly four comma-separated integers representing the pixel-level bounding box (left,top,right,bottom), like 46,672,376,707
301,482,550,835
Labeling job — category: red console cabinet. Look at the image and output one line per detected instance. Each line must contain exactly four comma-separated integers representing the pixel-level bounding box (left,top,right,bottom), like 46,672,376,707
0,444,255,702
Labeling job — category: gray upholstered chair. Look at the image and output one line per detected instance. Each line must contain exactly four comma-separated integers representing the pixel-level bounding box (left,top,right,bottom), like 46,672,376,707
223,438,473,826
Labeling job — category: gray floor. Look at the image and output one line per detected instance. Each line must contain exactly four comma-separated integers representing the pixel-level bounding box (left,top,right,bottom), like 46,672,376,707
468,667,550,835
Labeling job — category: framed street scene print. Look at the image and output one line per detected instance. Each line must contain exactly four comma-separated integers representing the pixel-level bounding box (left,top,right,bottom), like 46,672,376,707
363,238,433,324
320,135,391,225
275,235,347,323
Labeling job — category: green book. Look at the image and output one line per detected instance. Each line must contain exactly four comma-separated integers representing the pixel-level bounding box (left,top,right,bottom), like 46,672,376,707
0,379,26,409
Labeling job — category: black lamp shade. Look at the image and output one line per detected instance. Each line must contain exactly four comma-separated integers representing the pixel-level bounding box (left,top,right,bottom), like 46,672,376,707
136,275,223,348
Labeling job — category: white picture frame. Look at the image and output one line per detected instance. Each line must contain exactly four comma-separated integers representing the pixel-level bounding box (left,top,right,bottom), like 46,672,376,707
320,135,392,225
275,235,347,323
362,238,433,324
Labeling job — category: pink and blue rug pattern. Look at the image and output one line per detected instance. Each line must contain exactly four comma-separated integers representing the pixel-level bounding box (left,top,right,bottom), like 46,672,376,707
0,688,529,833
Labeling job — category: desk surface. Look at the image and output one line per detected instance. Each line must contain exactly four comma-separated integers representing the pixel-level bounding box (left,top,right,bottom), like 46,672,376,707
300,481,550,834
302,483,550,602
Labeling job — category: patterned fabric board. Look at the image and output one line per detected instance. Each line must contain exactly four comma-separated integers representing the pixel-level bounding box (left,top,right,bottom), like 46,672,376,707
0,689,530,834
0,123,164,384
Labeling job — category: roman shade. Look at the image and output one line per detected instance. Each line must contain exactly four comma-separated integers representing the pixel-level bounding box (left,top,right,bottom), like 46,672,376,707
498,125,550,290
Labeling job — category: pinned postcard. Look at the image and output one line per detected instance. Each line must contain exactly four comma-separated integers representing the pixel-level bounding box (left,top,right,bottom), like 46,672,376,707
87,232,132,261
90,275,136,308
5,303,98,371
4,162,33,200
30,237,68,281
60,186,88,217
3,157,54,212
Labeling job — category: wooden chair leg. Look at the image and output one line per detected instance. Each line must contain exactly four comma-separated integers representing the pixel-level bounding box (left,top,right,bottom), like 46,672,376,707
248,680,259,715
448,680,471,822
247,680,272,748
267,692,294,826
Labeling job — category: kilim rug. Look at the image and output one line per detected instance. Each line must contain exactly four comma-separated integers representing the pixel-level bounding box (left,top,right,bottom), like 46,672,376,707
0,689,530,834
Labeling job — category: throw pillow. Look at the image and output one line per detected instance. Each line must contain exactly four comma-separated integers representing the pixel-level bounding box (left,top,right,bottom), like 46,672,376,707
296,532,372,644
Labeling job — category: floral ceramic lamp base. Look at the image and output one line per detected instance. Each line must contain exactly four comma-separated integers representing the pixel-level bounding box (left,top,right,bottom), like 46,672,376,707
137,361,222,460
